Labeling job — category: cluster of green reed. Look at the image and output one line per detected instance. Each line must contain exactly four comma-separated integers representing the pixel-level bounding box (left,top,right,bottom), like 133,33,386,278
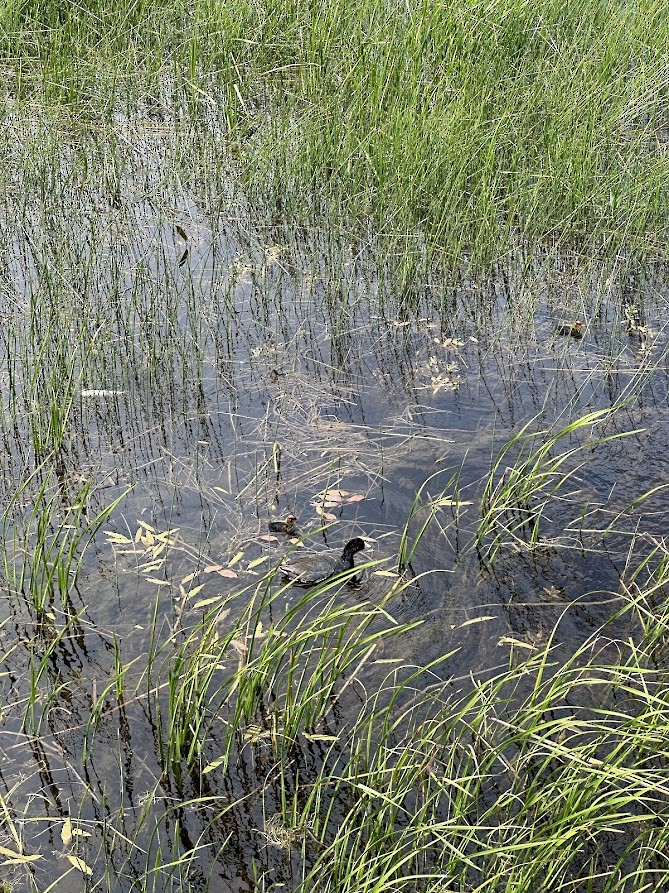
1,0,668,266
110,534,669,893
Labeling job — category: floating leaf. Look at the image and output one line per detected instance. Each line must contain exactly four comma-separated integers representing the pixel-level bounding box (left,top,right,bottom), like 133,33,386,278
498,636,537,651
324,489,350,500
61,818,72,846
374,571,399,578
204,564,224,573
230,639,248,656
193,596,223,609
175,224,188,241
66,855,93,875
146,577,169,585
181,572,197,585
185,584,205,600
203,755,226,774
228,551,244,568
461,616,497,627
106,532,133,545
0,853,42,864
216,608,231,626
303,732,339,742
259,534,278,542
247,555,268,569
0,845,24,859
218,568,238,578
346,494,365,503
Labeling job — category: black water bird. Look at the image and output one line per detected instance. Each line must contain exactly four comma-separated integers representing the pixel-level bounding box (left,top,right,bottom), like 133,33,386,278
280,537,366,585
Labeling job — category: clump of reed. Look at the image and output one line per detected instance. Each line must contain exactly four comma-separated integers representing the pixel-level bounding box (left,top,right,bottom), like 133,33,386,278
1,0,668,265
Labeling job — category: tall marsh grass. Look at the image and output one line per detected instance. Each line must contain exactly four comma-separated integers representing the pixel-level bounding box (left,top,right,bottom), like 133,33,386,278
1,0,667,263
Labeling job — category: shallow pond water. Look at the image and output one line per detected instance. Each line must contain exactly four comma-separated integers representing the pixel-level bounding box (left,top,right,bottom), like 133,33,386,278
0,115,668,891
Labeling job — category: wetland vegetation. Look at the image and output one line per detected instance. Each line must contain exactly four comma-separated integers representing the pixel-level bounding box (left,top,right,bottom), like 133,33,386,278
0,1,669,891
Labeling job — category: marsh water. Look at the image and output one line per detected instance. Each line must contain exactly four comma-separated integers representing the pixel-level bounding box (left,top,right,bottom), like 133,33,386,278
1,113,668,890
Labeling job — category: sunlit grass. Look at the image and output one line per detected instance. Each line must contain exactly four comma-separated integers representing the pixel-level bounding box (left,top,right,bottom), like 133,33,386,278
0,0,667,263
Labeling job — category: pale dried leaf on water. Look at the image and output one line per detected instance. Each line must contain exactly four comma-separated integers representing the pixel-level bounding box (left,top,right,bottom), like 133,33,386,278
105,532,133,545
216,608,231,626
228,551,244,567
203,755,226,775
0,844,38,861
247,555,268,569
0,853,42,865
61,818,72,846
230,639,248,657
259,534,278,543
184,583,205,600
146,577,169,586
346,494,365,503
204,564,224,573
498,636,538,651
194,596,224,609
181,572,197,585
140,560,164,573
461,616,497,627
303,732,339,742
66,854,93,875
217,568,238,579
323,489,350,500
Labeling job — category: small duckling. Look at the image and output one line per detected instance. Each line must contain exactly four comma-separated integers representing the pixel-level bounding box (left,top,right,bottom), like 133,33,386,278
556,321,585,339
268,514,299,535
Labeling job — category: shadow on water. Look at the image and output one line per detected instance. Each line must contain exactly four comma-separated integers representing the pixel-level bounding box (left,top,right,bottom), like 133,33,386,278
0,110,668,890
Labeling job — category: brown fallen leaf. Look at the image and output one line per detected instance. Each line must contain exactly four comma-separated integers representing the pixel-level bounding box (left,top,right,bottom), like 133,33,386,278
66,855,93,875
346,494,365,503
259,534,278,542
204,564,224,573
230,639,248,657
314,508,338,521
217,569,238,578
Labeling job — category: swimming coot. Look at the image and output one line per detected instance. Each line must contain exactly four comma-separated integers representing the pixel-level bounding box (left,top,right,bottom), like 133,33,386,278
268,514,299,535
280,537,366,585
